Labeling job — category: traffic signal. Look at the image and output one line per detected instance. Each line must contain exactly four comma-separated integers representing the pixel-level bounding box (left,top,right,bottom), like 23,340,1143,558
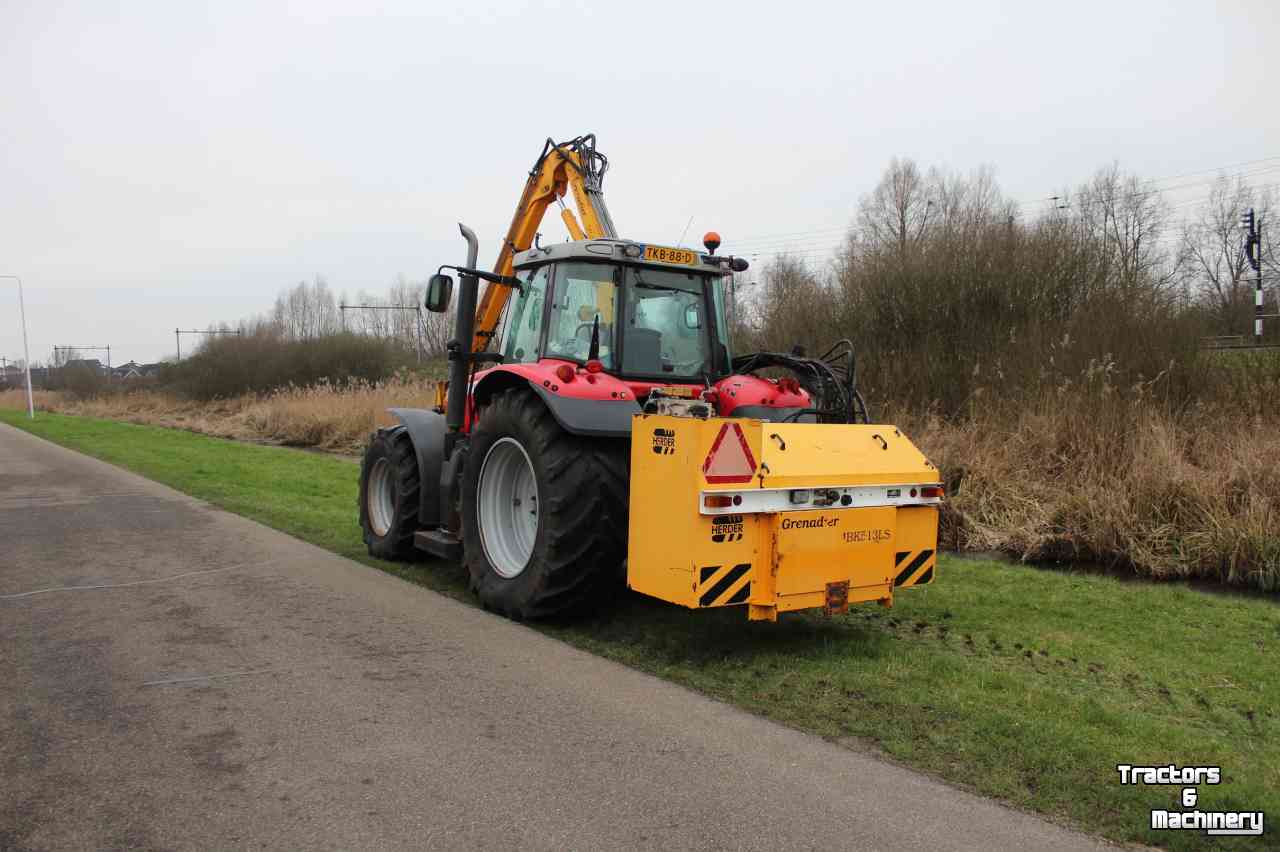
1240,208,1256,233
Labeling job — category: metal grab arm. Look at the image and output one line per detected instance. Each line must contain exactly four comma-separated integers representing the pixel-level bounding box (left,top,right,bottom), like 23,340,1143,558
470,136,617,353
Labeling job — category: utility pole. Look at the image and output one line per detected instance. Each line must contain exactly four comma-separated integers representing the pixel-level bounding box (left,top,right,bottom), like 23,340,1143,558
1258,216,1265,344
0,275,34,419
173,328,242,360
339,304,424,363
52,344,112,388
1243,208,1263,344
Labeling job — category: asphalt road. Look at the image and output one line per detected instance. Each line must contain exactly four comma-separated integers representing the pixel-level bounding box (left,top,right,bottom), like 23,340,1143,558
0,423,1107,851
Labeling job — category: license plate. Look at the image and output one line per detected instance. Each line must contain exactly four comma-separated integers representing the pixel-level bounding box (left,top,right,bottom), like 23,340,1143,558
642,245,697,266
653,385,699,398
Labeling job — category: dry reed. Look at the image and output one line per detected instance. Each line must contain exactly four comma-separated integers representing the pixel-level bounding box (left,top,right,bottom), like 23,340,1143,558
4,376,1276,590
0,373,437,453
912,393,1279,591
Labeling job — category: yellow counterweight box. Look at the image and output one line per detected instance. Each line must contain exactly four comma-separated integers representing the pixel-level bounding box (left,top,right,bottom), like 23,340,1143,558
626,414,942,621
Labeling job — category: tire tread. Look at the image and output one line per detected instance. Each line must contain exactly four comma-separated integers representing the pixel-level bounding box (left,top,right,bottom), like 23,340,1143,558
359,427,423,561
464,387,628,619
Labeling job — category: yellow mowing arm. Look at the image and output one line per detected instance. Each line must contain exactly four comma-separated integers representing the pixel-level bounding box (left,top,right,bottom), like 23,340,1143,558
470,136,618,353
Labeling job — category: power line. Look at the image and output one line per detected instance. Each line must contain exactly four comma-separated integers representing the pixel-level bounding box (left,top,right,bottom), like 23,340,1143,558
1016,160,1280,211
735,217,1267,268
1013,163,1274,213
727,156,1280,253
730,193,1269,260
51,344,114,384
174,328,242,360
338,302,426,362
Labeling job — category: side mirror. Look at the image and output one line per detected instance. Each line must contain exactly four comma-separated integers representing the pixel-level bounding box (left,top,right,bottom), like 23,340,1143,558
684,303,702,329
729,257,749,273
425,273,453,313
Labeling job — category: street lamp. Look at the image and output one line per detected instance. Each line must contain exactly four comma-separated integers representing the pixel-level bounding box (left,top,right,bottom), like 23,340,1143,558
1,275,35,419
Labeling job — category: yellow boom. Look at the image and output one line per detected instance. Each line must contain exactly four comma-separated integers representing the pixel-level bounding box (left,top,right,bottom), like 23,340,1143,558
471,135,617,352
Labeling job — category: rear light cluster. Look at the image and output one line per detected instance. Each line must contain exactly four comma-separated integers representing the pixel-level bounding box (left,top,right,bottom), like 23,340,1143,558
553,361,605,386
785,484,944,506
700,484,944,515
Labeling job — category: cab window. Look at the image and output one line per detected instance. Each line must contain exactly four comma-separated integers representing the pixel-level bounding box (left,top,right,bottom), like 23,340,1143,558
622,267,711,378
545,262,617,368
711,277,733,365
499,266,549,364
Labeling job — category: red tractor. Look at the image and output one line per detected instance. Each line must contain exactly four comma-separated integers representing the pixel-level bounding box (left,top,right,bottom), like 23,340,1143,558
359,136,939,622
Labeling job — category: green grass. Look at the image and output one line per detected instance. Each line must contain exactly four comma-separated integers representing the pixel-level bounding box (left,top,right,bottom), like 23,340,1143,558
4,410,1277,849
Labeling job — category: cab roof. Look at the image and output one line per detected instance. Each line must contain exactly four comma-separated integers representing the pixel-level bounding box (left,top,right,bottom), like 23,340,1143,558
512,239,733,275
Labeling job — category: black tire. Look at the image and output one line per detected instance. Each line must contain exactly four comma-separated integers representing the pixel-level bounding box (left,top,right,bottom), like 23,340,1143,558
462,387,628,619
359,426,423,561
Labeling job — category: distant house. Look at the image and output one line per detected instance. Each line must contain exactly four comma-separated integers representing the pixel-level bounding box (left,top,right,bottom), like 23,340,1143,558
108,360,162,381
0,366,24,388
64,358,109,376
113,360,143,380
1,366,52,389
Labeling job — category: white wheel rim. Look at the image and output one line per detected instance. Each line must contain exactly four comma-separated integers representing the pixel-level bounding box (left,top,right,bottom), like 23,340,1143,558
368,457,395,537
477,437,539,579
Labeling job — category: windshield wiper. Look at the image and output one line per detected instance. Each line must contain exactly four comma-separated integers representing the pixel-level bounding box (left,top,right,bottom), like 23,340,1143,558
634,276,696,295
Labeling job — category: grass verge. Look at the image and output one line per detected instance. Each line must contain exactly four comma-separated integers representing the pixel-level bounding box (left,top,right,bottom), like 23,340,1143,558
4,410,1277,849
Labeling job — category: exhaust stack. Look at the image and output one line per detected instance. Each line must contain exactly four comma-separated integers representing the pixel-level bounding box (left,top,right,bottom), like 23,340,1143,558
445,223,480,435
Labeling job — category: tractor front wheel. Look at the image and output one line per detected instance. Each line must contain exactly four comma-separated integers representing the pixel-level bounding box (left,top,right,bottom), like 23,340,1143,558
462,387,628,619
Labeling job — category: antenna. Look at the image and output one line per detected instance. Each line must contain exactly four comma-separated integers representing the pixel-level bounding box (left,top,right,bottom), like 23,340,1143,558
676,215,694,248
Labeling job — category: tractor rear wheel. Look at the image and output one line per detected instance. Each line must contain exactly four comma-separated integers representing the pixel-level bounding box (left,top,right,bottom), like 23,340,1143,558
462,387,628,619
359,426,423,561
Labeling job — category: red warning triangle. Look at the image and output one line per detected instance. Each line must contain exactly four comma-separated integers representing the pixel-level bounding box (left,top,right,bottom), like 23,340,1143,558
702,422,757,484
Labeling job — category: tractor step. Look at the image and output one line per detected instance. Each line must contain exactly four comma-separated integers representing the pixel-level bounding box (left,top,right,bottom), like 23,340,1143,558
414,529,463,561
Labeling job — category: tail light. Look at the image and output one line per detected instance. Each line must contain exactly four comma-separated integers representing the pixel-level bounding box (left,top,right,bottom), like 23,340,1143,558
921,485,944,500
554,364,575,383
704,494,742,509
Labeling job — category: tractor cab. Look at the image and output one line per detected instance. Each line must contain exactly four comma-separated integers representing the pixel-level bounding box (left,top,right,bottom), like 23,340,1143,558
499,239,737,383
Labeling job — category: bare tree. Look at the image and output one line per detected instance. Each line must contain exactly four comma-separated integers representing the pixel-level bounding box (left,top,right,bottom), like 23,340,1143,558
420,300,453,358
328,276,451,359
745,256,834,353
1065,165,1181,302
931,165,1011,238
855,158,935,255
272,277,340,340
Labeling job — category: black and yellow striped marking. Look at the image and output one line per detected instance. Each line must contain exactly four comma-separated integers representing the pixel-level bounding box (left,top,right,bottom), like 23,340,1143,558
893,549,936,587
698,563,752,607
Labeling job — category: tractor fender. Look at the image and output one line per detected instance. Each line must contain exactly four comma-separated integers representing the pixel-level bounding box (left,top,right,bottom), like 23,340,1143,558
387,407,446,527
530,384,641,437
473,365,641,438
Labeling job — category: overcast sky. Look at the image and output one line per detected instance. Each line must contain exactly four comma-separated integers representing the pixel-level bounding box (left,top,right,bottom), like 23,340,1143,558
2,0,1276,366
